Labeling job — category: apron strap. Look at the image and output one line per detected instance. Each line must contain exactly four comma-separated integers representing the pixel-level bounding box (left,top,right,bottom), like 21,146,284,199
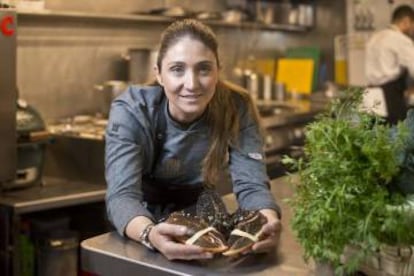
380,69,408,124
150,95,167,177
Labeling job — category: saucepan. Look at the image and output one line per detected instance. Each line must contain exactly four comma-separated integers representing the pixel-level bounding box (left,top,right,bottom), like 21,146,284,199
94,80,128,117
122,48,158,84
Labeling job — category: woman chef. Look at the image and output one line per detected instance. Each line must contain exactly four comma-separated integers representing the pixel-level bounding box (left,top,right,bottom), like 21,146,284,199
105,19,281,260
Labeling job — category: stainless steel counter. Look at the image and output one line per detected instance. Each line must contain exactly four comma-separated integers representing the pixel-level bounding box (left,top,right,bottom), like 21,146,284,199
81,176,314,276
47,97,329,141
257,98,328,129
0,177,106,214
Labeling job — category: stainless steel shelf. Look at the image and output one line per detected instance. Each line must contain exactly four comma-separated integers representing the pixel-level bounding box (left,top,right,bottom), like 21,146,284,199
17,9,310,32
0,177,105,214
17,9,172,23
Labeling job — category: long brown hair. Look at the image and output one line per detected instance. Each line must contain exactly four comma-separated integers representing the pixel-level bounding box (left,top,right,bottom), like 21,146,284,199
203,80,263,187
156,19,263,186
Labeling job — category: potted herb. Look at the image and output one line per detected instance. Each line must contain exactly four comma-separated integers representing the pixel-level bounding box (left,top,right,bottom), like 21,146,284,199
283,89,414,275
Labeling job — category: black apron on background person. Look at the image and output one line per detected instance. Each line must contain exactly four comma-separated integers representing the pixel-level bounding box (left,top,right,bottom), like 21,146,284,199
380,69,408,124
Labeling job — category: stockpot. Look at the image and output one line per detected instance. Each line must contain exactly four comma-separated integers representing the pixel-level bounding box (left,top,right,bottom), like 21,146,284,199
94,80,128,117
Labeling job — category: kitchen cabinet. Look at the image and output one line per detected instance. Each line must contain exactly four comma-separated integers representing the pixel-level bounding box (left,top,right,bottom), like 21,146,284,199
17,9,311,33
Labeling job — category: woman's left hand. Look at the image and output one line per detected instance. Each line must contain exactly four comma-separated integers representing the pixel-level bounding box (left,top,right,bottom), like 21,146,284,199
251,209,282,254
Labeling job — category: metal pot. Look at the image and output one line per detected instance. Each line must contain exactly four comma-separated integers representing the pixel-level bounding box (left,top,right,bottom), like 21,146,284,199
222,8,248,23
122,48,157,84
244,71,264,100
94,80,127,117
298,4,314,27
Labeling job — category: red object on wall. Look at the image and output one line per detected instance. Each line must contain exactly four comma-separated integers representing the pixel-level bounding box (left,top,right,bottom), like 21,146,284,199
1,15,14,36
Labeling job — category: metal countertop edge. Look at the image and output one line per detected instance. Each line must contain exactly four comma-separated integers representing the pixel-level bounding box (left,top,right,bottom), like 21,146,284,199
13,190,106,214
81,238,191,276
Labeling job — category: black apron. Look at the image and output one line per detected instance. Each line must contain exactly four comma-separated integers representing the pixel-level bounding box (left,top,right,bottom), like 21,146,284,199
141,95,203,221
380,70,408,124
141,180,203,221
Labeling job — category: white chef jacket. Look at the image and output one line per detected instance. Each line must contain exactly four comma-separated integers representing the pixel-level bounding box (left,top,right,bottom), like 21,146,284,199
365,25,414,85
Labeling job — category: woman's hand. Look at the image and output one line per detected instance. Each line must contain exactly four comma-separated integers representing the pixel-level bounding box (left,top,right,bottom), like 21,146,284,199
251,209,282,254
149,222,213,261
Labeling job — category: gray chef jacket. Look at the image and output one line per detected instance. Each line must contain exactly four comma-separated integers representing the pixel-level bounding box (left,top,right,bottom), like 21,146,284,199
105,85,280,235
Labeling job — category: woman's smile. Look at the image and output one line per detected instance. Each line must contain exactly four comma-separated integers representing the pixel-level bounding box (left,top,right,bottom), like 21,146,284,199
180,93,203,101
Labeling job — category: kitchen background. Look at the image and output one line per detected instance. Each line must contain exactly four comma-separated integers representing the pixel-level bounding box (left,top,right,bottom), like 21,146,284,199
17,0,345,120
344,0,414,86
4,0,414,275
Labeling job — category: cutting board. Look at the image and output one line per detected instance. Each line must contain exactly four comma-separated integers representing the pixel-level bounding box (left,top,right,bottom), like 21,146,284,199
276,58,314,95
286,47,320,91
255,59,276,76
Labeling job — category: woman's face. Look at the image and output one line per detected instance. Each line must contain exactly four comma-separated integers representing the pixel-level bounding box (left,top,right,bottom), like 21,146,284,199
155,36,219,124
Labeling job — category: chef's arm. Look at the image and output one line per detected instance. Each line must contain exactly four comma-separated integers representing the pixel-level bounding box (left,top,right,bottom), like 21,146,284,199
260,208,280,219
229,105,281,217
105,101,155,236
125,216,155,242
398,41,414,78
105,132,154,236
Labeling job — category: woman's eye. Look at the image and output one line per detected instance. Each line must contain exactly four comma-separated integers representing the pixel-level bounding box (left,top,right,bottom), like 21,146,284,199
199,66,212,75
170,66,184,74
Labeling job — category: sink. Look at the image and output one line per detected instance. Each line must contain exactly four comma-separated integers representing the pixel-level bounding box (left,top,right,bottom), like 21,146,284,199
258,103,297,117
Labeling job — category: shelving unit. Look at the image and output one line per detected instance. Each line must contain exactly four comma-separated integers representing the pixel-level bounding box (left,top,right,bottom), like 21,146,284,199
0,177,107,276
17,9,311,32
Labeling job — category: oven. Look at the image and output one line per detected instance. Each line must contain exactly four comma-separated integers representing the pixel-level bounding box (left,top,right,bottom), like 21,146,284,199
259,104,316,179
264,122,308,179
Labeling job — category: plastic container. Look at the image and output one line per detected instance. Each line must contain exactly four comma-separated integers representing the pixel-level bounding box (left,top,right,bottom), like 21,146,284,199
37,230,78,276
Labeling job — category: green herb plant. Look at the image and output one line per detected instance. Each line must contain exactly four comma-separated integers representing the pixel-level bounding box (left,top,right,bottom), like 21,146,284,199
283,89,409,274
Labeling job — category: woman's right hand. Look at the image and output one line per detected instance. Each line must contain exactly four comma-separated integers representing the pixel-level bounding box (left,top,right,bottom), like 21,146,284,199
149,222,213,260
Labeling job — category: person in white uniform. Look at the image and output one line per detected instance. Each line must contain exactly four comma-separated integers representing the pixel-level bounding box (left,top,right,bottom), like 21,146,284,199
365,5,414,124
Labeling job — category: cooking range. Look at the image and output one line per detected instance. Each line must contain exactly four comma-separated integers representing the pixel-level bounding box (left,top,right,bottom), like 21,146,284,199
258,100,322,179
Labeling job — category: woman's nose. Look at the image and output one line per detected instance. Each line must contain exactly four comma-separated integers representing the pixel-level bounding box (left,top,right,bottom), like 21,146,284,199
184,71,199,90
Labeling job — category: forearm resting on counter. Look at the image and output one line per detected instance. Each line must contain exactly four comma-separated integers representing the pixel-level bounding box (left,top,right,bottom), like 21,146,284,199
125,216,154,242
